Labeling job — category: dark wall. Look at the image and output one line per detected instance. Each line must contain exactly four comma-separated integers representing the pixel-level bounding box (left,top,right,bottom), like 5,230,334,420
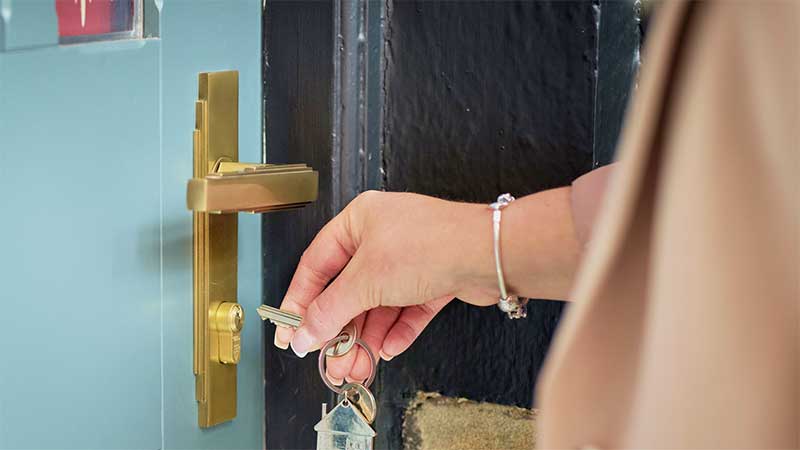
593,0,642,166
383,2,596,197
262,3,336,449
377,2,594,448
262,1,641,449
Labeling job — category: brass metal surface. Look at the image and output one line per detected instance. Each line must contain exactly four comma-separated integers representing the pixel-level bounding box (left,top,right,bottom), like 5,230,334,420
187,163,318,213
190,70,318,428
193,70,239,428
212,302,243,365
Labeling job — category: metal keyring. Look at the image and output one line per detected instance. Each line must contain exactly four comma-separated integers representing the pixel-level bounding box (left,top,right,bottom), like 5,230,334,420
325,322,358,357
318,336,376,394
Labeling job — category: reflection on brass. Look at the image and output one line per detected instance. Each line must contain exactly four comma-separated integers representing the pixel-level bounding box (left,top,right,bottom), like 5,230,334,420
190,71,318,428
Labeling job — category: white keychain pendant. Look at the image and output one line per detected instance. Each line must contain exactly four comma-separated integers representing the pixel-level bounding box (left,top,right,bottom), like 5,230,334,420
315,399,375,450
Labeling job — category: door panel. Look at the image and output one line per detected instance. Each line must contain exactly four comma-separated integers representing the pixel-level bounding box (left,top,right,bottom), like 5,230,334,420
0,1,262,448
161,2,263,449
1,38,163,450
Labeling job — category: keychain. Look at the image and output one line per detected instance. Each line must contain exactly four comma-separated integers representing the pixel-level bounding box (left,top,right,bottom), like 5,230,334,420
315,335,378,450
258,305,378,449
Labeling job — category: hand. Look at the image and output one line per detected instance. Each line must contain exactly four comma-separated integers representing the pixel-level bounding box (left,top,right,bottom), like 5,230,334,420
274,191,498,383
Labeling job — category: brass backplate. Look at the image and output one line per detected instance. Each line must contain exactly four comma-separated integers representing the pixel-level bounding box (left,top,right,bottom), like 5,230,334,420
193,70,239,428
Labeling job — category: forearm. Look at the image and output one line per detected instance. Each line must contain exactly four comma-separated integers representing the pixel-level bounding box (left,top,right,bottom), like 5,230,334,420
456,165,615,302
281,166,615,360
503,187,583,300
455,187,581,302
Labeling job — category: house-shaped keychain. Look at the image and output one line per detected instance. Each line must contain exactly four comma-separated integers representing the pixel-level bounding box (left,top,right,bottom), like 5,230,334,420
314,400,376,450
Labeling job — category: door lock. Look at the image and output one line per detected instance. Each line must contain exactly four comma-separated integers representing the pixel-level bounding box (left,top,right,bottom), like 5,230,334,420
188,70,318,428
212,302,243,365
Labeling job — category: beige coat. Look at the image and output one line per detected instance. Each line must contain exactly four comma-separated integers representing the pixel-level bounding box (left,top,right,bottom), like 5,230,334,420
538,2,799,448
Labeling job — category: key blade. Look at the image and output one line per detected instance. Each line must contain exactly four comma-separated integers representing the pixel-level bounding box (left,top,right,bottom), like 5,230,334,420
256,305,273,321
257,305,302,328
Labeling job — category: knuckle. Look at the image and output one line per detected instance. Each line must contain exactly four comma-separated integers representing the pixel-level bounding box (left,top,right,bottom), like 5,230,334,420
361,283,383,310
416,302,437,317
305,301,332,337
392,319,420,346
355,190,382,206
342,194,375,243
361,327,386,344
351,362,371,382
328,350,358,379
343,190,388,244
327,360,349,378
361,332,388,351
280,296,304,314
348,191,383,219
297,259,331,286
415,278,434,302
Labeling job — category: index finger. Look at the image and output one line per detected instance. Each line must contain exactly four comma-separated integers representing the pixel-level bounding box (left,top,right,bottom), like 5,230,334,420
274,213,357,351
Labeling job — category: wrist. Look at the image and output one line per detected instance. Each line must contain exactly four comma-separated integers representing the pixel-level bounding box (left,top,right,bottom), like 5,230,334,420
445,200,504,305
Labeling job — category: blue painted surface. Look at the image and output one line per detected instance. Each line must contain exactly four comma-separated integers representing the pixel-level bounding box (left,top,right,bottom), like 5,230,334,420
0,1,263,448
0,0,59,51
161,1,263,449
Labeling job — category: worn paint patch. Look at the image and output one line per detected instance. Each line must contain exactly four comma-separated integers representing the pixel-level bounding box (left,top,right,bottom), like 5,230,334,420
403,392,539,450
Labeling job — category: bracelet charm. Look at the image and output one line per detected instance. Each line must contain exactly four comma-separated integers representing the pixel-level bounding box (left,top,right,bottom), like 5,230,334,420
489,194,529,319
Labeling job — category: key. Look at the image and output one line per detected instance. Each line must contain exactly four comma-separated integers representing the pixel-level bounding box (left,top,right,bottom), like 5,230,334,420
257,304,301,328
337,382,377,423
257,305,358,357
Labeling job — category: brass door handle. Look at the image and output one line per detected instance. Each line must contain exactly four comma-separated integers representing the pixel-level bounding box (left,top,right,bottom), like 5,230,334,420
186,161,318,213
188,70,318,428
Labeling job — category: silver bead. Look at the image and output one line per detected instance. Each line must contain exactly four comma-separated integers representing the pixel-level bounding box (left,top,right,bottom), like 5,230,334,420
497,295,529,319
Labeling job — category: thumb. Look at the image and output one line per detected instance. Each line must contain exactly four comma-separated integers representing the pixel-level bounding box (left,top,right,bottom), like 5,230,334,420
290,261,374,355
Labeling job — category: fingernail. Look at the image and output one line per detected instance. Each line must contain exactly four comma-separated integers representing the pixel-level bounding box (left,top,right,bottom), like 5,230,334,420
273,333,289,350
290,340,308,358
379,350,394,362
291,327,314,356
275,327,294,349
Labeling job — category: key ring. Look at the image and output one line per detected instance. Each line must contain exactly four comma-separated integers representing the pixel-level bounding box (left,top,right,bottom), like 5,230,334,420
326,322,359,357
318,335,377,394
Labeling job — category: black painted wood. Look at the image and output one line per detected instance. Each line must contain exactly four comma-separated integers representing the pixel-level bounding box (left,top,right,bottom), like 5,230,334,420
593,0,642,166
375,2,597,447
262,3,335,450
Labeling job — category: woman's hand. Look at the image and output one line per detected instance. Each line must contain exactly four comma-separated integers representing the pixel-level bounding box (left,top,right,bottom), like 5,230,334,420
274,191,499,383
275,181,586,383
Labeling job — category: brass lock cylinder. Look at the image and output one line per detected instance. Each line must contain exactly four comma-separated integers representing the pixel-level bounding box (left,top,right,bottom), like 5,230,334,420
212,302,243,365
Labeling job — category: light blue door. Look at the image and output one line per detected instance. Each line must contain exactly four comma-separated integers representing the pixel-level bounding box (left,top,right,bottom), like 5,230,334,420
0,1,263,448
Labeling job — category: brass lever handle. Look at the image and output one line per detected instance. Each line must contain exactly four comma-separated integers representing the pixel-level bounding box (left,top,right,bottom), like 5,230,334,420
190,70,318,428
186,161,318,214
